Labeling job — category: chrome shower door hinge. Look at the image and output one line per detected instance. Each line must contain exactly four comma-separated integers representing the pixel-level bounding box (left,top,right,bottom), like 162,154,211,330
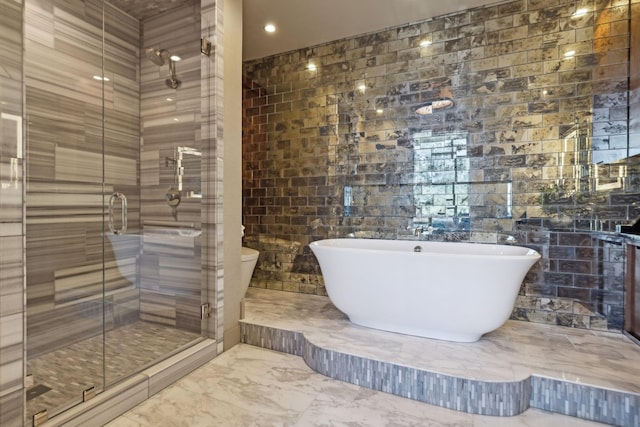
201,303,211,319
32,409,48,427
83,386,96,402
201,38,213,56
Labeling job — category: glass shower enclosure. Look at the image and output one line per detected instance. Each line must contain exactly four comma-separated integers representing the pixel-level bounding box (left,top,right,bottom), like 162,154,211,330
23,0,210,421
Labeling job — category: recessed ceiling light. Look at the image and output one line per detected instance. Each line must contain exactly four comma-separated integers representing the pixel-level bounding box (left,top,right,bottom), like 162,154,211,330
93,75,110,81
376,109,384,114
170,55,181,61
264,23,276,33
358,84,366,92
419,40,432,47
307,63,316,71
564,50,576,58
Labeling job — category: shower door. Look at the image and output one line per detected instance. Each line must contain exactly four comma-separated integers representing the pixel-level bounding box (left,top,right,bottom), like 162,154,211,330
24,0,113,419
24,0,207,421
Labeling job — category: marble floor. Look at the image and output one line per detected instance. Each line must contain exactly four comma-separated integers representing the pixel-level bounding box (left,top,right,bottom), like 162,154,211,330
107,343,606,426
27,321,201,419
239,288,640,393
105,287,640,426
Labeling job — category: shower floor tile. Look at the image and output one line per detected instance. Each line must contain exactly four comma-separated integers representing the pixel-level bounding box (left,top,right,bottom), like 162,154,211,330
26,321,201,419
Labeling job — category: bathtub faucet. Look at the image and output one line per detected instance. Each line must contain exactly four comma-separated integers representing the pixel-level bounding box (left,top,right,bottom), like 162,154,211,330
413,224,434,236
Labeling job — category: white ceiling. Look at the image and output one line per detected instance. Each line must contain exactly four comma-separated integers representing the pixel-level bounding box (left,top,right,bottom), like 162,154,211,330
242,0,500,61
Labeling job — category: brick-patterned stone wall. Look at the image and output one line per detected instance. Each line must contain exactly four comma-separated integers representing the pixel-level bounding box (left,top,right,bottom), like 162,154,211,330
242,0,637,331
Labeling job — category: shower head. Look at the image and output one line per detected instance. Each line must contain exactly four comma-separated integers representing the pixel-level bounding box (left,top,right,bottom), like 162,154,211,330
146,47,181,89
145,48,169,66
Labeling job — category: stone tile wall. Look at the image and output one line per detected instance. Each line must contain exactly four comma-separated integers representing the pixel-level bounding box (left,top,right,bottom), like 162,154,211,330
511,223,626,330
243,0,637,331
140,2,203,333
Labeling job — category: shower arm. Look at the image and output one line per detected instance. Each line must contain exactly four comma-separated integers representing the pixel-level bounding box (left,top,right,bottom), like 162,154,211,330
168,59,177,83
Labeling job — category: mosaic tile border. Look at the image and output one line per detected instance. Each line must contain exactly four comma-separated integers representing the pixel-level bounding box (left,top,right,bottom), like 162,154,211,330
240,321,640,426
531,376,640,427
304,340,529,417
240,323,304,356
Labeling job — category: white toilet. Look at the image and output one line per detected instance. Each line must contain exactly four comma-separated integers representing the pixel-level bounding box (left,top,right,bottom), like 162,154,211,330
240,246,259,296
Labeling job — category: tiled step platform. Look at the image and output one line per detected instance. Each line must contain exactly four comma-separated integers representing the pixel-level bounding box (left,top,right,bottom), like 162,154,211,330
240,288,640,427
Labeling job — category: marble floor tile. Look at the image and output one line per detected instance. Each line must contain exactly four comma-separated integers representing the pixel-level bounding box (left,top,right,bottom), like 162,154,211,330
107,344,606,427
241,288,640,394
106,287,639,426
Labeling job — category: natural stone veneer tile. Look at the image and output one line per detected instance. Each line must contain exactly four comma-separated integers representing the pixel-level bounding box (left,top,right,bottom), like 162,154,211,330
242,0,633,331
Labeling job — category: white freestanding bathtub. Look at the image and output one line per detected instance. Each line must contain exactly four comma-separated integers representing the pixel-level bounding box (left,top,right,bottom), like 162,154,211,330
309,238,541,342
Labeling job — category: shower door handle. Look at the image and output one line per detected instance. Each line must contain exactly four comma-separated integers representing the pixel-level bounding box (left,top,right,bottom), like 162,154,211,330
108,192,128,235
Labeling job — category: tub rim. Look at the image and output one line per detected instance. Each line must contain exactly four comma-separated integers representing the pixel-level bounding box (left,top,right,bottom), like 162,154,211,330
309,238,541,260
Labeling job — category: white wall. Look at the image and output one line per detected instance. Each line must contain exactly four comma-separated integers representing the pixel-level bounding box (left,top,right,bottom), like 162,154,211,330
222,0,243,350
